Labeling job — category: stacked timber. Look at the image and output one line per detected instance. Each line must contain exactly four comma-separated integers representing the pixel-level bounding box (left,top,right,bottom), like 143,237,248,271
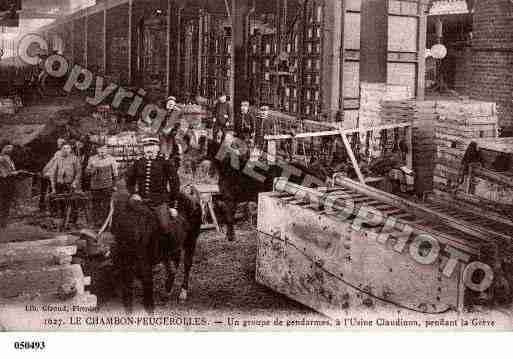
380,99,416,124
433,100,499,194
411,101,438,195
0,236,96,308
359,83,413,127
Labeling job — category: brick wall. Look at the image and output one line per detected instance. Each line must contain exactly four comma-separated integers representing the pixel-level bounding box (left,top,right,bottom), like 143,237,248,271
470,0,513,130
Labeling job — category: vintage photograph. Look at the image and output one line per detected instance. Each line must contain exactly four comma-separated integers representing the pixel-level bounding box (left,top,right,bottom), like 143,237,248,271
0,0,512,333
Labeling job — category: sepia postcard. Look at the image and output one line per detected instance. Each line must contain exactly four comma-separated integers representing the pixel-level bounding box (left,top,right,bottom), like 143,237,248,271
0,0,512,343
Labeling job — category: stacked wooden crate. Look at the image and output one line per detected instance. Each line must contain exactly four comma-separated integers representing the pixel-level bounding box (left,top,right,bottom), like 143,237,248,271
380,99,416,125
411,101,438,195
0,236,96,309
359,83,413,127
433,100,499,195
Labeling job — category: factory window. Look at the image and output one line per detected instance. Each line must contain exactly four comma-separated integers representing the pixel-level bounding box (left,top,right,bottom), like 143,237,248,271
315,90,320,100
285,102,289,111
306,59,312,69
265,59,270,67
293,74,298,82
315,75,320,84
316,44,321,54
265,44,271,54
306,105,311,115
306,90,311,101
252,61,257,74
264,72,270,81
293,102,297,112
316,27,321,38
308,28,313,38
287,43,292,53
294,36,299,50
293,88,297,98
227,44,232,53
252,44,257,54
315,59,321,70
307,43,312,53
285,87,290,97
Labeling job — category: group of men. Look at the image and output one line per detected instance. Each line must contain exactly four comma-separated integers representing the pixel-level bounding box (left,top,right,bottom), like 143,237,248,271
210,93,273,149
0,93,271,232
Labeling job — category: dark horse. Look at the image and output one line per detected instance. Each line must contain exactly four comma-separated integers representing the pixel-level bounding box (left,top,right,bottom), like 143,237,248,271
110,190,202,313
206,137,331,241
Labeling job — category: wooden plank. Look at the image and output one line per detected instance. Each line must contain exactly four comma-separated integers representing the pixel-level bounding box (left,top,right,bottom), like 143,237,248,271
263,122,411,140
334,176,511,243
0,246,77,271
340,131,365,184
0,264,90,299
429,190,513,228
0,236,81,252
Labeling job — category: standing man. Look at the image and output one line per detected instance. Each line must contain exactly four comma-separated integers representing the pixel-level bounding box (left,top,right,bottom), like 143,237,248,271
49,143,82,226
238,101,256,142
86,145,119,227
0,143,17,228
40,137,66,212
255,105,272,150
213,94,231,143
126,137,180,234
160,96,183,162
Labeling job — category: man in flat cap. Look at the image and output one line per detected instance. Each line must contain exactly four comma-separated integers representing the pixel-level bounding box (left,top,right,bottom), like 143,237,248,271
255,105,273,150
159,96,183,165
238,101,257,143
213,94,231,143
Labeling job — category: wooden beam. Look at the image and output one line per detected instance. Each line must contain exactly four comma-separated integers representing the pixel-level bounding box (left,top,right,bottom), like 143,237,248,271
322,0,343,121
70,20,75,63
232,0,251,134
0,246,77,271
340,130,365,184
84,7,88,68
128,0,133,84
197,8,204,95
0,264,90,299
334,176,512,243
264,122,412,140
166,0,172,97
103,5,107,73
417,2,427,99
360,0,388,83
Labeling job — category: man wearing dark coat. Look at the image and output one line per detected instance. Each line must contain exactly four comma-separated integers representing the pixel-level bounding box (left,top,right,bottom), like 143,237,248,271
238,101,256,142
0,143,17,228
126,137,180,233
213,94,231,143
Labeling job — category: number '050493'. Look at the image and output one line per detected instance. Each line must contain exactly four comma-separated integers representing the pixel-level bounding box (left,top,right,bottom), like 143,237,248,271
13,341,46,350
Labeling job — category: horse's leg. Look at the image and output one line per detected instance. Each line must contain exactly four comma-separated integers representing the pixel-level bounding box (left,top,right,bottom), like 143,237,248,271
165,251,180,296
120,266,135,314
180,234,198,302
225,199,236,242
142,264,155,314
